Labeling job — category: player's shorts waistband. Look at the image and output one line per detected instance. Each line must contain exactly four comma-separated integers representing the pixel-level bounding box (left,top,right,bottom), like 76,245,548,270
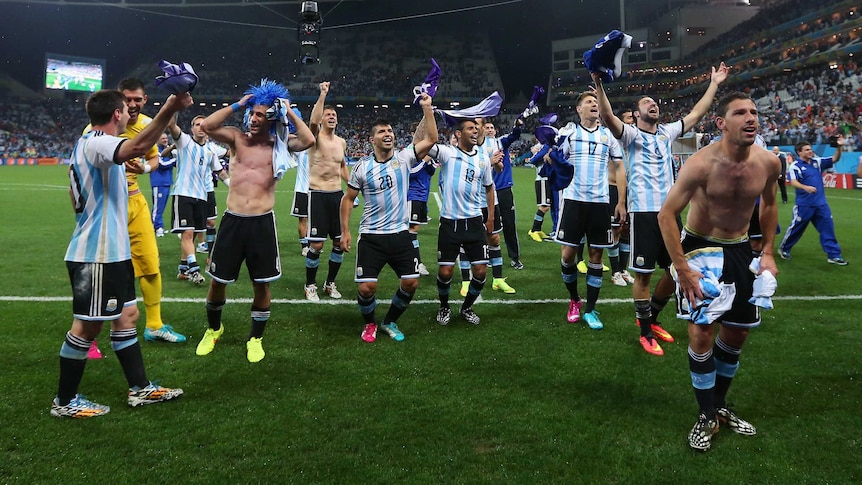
224,209,275,218
682,225,749,245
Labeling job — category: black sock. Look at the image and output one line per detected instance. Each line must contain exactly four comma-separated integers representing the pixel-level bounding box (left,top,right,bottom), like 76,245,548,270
531,211,545,232
584,262,603,313
437,275,451,308
57,331,91,405
249,305,270,339
650,296,671,325
305,247,320,286
635,299,652,336
463,277,485,309
111,329,148,389
206,300,225,331
689,346,717,419
357,292,377,324
490,245,503,279
326,246,344,285
713,337,742,409
383,288,414,324
561,260,579,301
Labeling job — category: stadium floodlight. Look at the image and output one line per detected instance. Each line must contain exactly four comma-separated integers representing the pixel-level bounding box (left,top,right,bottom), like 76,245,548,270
298,1,321,65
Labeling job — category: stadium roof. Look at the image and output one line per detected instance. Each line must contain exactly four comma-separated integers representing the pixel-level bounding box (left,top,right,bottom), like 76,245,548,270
0,0,359,6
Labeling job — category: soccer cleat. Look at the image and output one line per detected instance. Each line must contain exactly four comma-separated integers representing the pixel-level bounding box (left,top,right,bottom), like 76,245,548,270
87,340,103,360
826,257,848,266
379,322,405,342
611,272,628,287
51,394,110,418
417,262,430,276
196,242,209,253
639,335,664,356
637,320,675,343
128,382,184,407
583,310,604,330
576,261,587,274
246,337,265,362
716,406,757,436
195,325,224,356
544,232,557,241
305,284,320,302
528,230,546,242
602,263,610,272
621,271,635,284
188,270,205,286
492,277,516,294
436,307,451,326
460,281,469,298
689,413,719,451
361,323,377,342
510,259,524,270
323,282,342,299
567,299,583,323
778,250,791,260
144,324,187,343
155,228,165,237
459,307,481,325
177,269,189,281
301,246,310,257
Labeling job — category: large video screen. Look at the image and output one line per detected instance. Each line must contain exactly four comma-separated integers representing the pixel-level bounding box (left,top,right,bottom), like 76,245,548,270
44,53,105,92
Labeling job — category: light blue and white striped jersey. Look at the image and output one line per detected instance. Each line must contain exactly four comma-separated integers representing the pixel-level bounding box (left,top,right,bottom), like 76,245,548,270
431,144,493,220
619,120,684,212
347,149,417,234
203,141,227,193
293,149,310,194
65,131,130,263
171,132,216,200
559,124,623,203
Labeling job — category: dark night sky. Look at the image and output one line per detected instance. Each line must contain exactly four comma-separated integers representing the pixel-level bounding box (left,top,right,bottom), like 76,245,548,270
0,0,620,98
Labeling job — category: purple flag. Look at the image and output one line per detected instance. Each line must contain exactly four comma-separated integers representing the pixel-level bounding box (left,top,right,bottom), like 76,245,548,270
436,91,504,127
154,60,198,94
413,58,442,106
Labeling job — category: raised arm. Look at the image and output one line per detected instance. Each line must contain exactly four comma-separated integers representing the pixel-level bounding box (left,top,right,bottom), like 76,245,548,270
413,93,438,160
310,81,329,137
201,94,251,147
167,112,182,140
116,93,193,162
286,106,315,152
591,73,624,139
682,62,729,132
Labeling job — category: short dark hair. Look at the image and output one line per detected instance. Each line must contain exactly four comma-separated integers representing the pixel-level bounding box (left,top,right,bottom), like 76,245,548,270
715,92,752,118
454,118,476,133
117,77,146,92
323,104,337,113
576,91,596,105
615,108,632,118
794,142,811,155
370,119,391,135
86,90,125,126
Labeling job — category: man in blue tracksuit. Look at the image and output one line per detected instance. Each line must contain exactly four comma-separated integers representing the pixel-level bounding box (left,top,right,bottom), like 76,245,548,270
483,118,524,270
151,133,176,237
779,139,847,265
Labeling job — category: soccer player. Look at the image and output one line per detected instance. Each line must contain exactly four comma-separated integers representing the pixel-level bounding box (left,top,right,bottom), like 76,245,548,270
196,139,229,256
552,92,626,328
609,108,635,287
304,82,350,302
430,118,500,326
481,119,524,294
53,89,189,418
196,80,314,363
167,114,229,285
593,63,729,355
408,149,436,277
658,92,781,451
290,148,311,256
482,119,524,272
150,133,175,238
340,93,438,342
527,141,556,242
770,146,788,204
778,138,848,265
85,77,186,348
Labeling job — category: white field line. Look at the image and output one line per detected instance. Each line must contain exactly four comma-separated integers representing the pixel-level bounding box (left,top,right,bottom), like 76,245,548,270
2,295,861,305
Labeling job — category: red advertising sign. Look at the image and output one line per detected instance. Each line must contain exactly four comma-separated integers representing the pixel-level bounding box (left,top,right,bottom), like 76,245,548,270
822,173,853,189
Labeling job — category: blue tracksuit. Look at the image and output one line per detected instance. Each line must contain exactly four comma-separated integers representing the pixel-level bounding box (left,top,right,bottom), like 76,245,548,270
150,143,176,231
779,156,842,258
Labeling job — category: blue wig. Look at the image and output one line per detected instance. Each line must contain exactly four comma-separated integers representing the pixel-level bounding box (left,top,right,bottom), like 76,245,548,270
242,78,290,133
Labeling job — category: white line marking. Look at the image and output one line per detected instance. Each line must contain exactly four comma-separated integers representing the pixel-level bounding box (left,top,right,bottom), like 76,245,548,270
2,295,861,304
431,190,442,211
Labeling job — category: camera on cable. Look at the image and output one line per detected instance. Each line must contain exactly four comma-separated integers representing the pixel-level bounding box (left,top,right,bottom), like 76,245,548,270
298,1,322,65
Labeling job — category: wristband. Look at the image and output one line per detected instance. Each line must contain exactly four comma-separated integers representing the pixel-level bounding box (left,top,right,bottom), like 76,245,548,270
143,163,152,174
231,102,241,113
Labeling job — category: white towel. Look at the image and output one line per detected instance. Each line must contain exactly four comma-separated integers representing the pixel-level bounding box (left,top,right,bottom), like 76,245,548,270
748,257,777,309
271,97,297,180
